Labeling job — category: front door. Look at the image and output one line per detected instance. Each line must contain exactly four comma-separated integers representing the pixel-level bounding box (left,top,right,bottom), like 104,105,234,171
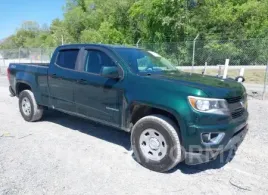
74,48,124,126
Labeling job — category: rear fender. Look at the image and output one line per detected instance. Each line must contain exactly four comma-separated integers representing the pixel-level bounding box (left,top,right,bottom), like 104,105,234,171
15,72,41,103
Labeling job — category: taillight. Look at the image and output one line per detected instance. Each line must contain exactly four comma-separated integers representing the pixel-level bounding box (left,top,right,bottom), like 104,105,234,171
7,68,10,81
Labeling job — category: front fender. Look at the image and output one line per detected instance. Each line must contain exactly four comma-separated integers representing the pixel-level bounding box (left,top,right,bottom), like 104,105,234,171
124,96,190,147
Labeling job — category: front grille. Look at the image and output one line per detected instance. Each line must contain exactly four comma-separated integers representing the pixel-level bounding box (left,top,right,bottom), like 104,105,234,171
226,96,242,104
226,94,247,119
231,108,244,119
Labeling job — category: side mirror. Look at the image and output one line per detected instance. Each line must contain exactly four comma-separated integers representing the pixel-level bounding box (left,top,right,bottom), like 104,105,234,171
101,66,120,79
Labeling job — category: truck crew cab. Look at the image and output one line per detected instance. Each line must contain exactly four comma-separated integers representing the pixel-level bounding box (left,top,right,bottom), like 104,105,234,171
8,44,248,172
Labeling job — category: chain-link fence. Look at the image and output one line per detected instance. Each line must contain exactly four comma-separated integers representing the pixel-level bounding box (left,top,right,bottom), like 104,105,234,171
0,47,55,74
139,39,268,66
1,39,268,98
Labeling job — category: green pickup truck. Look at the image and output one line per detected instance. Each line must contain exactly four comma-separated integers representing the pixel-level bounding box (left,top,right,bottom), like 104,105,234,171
7,44,248,172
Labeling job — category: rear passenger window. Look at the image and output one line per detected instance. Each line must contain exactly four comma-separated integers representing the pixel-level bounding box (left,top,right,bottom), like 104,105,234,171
56,49,79,70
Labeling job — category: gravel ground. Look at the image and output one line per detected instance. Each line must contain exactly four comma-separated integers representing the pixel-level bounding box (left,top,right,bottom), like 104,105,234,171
0,77,268,195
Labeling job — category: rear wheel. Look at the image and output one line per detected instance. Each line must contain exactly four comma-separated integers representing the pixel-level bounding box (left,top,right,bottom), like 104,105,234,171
19,90,43,122
131,115,182,172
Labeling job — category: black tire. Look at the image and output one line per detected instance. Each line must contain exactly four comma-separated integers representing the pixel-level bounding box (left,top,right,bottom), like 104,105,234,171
19,90,43,122
235,76,245,83
131,115,182,172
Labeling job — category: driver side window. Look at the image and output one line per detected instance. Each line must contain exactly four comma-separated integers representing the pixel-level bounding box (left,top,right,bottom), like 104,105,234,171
137,56,153,71
85,50,116,74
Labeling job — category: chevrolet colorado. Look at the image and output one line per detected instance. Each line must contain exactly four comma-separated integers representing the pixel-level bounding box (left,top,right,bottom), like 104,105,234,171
7,44,248,172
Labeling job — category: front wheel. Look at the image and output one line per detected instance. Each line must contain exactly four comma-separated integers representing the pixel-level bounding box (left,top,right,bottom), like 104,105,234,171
19,90,43,122
131,115,182,172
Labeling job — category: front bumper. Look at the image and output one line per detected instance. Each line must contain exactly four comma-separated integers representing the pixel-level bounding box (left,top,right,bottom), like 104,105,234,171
184,124,248,165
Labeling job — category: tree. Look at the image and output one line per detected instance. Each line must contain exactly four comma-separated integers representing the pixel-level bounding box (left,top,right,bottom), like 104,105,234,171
98,22,125,44
1,0,268,66
64,6,87,41
50,19,74,45
80,29,103,43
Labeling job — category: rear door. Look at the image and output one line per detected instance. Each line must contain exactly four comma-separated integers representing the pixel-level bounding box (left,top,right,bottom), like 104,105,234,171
74,47,125,126
48,48,81,112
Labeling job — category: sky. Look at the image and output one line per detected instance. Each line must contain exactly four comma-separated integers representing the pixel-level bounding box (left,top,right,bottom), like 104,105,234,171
0,0,65,39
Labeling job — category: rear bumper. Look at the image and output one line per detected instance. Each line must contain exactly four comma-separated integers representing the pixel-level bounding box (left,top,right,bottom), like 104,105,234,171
9,86,16,97
184,124,248,165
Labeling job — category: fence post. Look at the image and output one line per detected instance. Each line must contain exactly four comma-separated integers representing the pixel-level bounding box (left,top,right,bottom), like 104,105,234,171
202,62,207,75
136,38,142,48
217,65,222,77
30,50,32,63
40,47,42,63
262,63,268,100
1,58,5,75
191,33,199,73
239,67,245,76
223,59,230,79
3,57,6,75
19,47,21,63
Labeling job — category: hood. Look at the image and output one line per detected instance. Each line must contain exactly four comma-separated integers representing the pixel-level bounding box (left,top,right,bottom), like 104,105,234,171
148,71,245,98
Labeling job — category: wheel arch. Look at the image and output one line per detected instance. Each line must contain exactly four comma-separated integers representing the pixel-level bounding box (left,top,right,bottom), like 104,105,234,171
126,101,183,138
16,81,32,96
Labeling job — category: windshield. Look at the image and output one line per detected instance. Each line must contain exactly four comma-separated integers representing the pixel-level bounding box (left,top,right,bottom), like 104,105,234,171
114,48,177,74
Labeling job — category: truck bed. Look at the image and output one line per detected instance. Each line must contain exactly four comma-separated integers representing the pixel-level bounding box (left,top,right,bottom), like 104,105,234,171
8,62,50,99
12,63,49,67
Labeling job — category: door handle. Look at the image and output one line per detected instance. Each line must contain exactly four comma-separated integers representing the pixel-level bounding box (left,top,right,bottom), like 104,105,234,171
77,79,87,84
51,74,62,80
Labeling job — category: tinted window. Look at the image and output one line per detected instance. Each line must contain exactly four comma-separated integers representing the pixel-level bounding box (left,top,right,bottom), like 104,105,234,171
56,49,79,70
85,50,116,74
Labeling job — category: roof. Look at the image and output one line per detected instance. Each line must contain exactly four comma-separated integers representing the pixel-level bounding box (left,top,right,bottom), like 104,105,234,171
57,43,138,50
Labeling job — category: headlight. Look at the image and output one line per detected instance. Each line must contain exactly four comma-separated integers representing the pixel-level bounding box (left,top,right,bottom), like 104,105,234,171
188,96,229,115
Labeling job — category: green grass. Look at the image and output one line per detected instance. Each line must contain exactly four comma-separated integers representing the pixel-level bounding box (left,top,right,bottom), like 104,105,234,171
183,69,266,84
